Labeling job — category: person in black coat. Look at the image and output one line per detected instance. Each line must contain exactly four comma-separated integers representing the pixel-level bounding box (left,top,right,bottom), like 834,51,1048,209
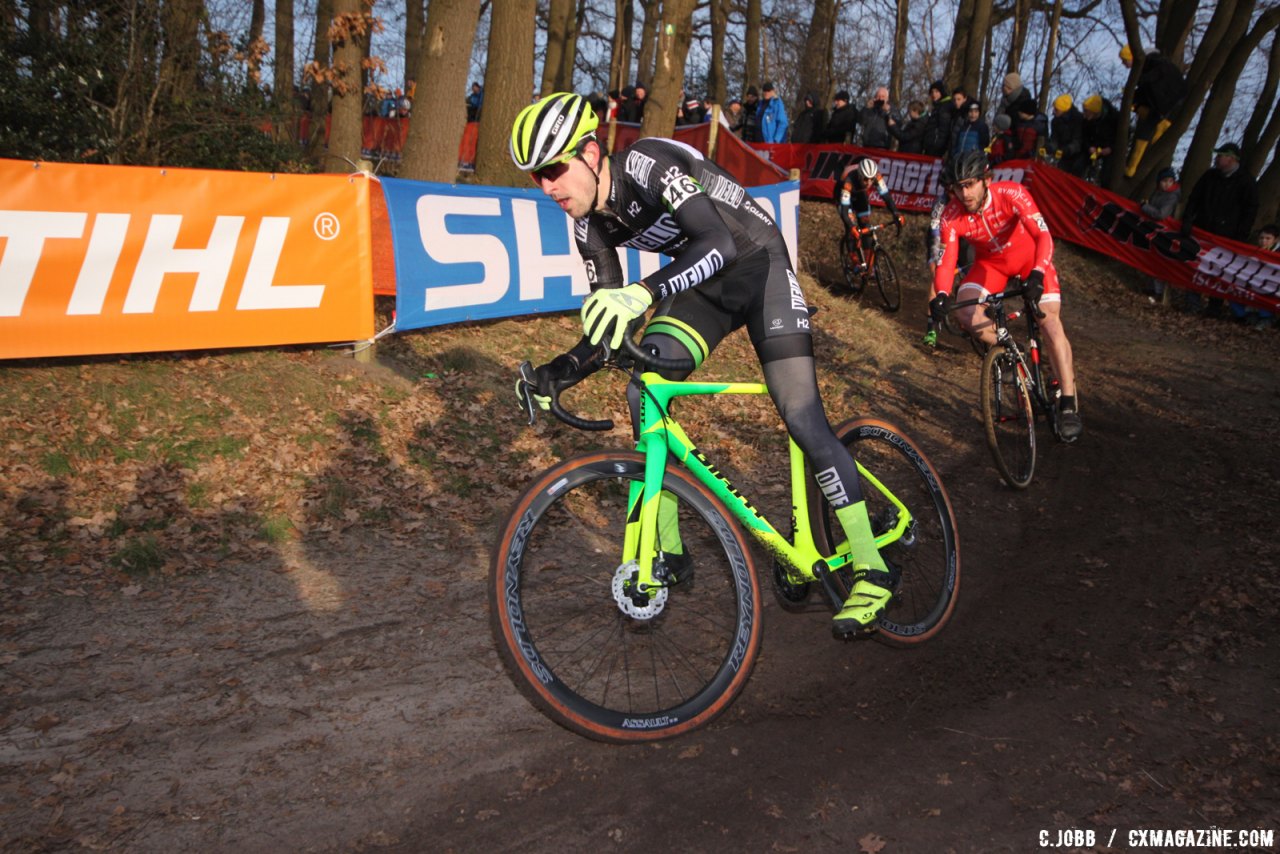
1180,142,1259,315
922,81,956,156
824,90,858,144
1048,94,1087,176
791,92,828,143
1081,93,1120,179
888,100,926,154
997,72,1036,126
1121,45,1188,176
859,86,893,149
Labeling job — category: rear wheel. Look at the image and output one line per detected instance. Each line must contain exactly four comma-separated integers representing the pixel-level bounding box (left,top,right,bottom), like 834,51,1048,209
981,344,1036,488
813,419,960,646
873,247,901,312
490,451,762,742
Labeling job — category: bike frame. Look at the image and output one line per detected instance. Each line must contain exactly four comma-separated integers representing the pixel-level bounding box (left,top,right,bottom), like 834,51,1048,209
990,299,1057,425
620,373,914,595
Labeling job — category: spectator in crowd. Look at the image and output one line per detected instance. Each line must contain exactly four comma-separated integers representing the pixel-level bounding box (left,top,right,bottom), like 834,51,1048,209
396,88,412,118
997,72,1036,125
988,114,1013,164
380,88,399,118
632,83,648,121
723,97,745,136
742,86,762,142
1009,105,1043,160
792,92,827,143
466,82,484,122
859,86,894,149
889,100,926,154
825,90,858,144
1140,167,1181,303
677,90,706,125
1048,94,1086,175
952,98,989,158
615,86,634,121
1236,224,1277,328
1081,93,1119,179
758,81,789,143
618,83,646,123
922,81,955,157
1121,44,1189,177
1181,142,1260,316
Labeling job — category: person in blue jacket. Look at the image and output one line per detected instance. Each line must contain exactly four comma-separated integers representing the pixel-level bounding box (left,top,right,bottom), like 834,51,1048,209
758,81,789,143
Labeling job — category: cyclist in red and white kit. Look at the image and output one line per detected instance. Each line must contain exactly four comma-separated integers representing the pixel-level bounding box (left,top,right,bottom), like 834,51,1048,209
929,150,1083,440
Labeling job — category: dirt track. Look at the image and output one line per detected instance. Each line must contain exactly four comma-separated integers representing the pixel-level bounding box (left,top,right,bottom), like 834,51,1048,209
2,226,1278,852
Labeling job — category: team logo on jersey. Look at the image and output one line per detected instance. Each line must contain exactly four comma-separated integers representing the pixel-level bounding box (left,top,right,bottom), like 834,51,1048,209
787,270,807,312
703,174,745,208
662,175,704,212
626,151,656,185
628,200,642,217
624,213,683,252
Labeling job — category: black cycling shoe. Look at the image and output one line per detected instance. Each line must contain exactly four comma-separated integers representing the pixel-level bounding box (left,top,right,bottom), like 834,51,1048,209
1058,407,1083,442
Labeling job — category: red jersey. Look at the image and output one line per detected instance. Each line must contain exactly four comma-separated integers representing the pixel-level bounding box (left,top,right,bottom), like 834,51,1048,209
933,181,1055,297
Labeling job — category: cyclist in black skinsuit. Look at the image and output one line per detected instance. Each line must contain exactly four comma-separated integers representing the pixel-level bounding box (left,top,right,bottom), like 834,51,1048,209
510,92,896,635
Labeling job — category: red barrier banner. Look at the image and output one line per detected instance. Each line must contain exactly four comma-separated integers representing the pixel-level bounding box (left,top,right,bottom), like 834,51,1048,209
758,143,944,211
0,159,374,359
1025,162,1280,312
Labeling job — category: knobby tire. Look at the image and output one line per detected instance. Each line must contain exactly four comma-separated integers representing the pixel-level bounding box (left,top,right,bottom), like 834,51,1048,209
490,451,762,743
981,344,1037,488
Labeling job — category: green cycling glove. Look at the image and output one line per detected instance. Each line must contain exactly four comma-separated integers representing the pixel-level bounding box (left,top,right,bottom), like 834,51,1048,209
581,283,653,350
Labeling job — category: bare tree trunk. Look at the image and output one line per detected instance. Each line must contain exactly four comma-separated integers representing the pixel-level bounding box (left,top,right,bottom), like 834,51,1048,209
1180,3,1274,191
609,0,634,94
160,0,203,105
305,0,334,162
944,0,975,91
400,0,481,182
962,0,991,97
405,0,426,92
890,0,910,104
273,0,295,137
1253,134,1280,226
1036,0,1063,115
541,0,575,94
247,0,265,90
326,0,367,173
474,0,535,187
798,0,835,113
1155,0,1199,61
1006,0,1030,73
1242,34,1280,160
706,0,728,104
562,0,585,89
744,0,761,93
640,0,696,139
979,23,994,108
635,0,660,87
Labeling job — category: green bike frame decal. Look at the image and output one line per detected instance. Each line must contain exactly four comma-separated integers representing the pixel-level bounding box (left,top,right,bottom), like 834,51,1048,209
620,373,916,595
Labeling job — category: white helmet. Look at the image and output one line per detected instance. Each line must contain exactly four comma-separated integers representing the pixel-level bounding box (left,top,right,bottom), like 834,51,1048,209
858,158,880,180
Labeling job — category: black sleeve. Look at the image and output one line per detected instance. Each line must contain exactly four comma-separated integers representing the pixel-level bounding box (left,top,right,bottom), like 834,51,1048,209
575,219,625,292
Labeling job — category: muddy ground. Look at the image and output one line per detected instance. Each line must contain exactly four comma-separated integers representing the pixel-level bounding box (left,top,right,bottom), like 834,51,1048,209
2,212,1278,853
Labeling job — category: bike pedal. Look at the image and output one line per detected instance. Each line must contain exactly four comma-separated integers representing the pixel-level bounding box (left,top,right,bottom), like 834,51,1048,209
832,622,879,641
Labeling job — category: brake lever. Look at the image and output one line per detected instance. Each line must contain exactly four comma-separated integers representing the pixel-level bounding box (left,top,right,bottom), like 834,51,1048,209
515,360,538,426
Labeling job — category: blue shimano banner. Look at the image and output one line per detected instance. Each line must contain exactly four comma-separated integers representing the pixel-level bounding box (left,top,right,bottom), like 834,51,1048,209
380,176,800,332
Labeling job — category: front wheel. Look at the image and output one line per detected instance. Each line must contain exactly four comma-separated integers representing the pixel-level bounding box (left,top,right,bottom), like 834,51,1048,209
813,419,960,646
872,247,902,312
490,451,762,743
981,344,1036,488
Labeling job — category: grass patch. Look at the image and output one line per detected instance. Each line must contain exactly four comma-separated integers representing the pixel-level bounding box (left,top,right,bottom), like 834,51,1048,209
111,534,164,577
260,514,296,543
40,452,74,476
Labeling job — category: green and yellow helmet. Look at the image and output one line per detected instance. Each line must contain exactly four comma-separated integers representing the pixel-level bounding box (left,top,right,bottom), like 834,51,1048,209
509,92,600,172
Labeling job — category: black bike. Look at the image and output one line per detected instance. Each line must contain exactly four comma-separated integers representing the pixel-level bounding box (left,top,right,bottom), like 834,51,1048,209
950,280,1074,489
838,222,901,312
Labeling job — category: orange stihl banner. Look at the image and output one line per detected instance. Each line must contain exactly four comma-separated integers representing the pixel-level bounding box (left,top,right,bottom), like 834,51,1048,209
0,160,375,359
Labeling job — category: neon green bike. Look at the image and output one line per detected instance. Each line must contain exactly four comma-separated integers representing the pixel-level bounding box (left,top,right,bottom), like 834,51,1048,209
491,335,960,742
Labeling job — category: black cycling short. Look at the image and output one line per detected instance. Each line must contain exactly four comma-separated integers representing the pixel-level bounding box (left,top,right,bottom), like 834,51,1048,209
641,237,813,369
